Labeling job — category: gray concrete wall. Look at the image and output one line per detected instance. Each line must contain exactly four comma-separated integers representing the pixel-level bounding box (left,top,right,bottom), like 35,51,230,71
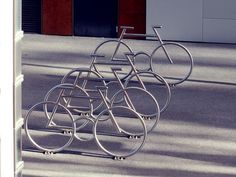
147,0,236,43
203,0,236,43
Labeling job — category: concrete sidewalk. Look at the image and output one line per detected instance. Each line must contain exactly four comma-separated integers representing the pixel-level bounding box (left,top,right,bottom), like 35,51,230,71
21,34,236,177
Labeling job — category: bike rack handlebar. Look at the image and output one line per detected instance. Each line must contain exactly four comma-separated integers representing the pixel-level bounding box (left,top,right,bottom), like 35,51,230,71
111,67,122,71
123,25,163,38
124,52,135,57
120,26,134,30
152,25,162,29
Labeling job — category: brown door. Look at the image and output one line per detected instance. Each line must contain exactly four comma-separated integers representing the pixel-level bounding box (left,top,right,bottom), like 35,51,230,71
118,0,146,37
42,0,73,35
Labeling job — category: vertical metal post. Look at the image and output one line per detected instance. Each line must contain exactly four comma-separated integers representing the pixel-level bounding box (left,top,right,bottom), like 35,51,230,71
14,0,24,176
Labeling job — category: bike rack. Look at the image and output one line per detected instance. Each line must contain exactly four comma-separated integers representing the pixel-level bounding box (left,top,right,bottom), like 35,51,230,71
24,24,194,160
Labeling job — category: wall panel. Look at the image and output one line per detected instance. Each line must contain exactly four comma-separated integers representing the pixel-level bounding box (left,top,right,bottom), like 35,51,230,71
42,0,73,35
118,0,146,37
147,0,203,41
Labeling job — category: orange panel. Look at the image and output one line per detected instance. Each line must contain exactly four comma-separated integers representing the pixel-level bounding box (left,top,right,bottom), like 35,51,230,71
42,0,72,35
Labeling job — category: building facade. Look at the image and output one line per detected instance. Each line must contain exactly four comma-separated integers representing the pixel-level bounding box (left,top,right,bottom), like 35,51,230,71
147,0,236,43
22,0,146,37
22,0,236,43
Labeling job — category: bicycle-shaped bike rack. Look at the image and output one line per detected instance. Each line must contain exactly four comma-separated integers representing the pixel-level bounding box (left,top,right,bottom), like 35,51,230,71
92,25,194,86
24,25,192,159
24,55,166,159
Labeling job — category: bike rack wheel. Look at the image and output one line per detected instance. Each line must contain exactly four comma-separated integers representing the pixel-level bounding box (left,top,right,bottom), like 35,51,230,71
110,87,160,134
124,71,171,113
93,106,147,159
44,83,93,116
150,42,194,86
132,51,152,72
61,68,107,112
24,101,76,153
92,39,134,80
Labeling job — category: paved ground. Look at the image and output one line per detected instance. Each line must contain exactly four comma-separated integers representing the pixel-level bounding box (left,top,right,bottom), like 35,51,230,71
21,34,236,177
